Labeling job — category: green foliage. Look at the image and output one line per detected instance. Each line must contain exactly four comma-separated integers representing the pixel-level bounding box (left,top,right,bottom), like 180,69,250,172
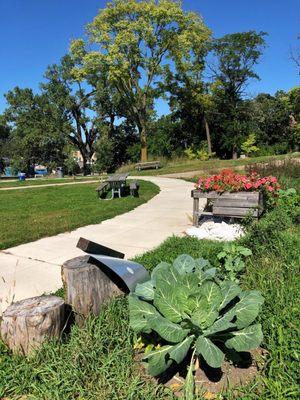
129,255,264,376
10,157,28,173
94,135,115,173
0,118,10,173
3,87,67,173
63,152,81,176
217,243,252,282
1,196,299,399
241,134,259,156
70,0,211,161
0,298,173,400
184,142,215,161
41,55,113,175
208,31,267,157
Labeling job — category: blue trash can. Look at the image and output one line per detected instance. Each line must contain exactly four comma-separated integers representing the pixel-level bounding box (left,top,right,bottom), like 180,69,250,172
19,173,26,181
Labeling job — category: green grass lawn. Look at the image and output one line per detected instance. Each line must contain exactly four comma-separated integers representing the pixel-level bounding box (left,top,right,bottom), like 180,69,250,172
0,180,159,250
0,175,99,188
119,152,300,176
0,173,299,399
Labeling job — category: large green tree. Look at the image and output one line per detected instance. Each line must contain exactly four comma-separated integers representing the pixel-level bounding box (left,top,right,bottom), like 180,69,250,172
3,87,67,172
252,92,291,148
209,31,266,158
42,55,122,174
69,0,210,162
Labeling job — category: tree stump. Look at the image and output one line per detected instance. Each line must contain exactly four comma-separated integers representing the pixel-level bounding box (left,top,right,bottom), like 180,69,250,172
0,295,66,355
62,255,122,325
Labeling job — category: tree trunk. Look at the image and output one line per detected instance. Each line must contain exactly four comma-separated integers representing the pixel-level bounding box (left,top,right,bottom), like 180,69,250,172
0,295,66,355
140,124,148,163
62,255,122,326
82,156,88,175
203,116,212,155
232,145,238,159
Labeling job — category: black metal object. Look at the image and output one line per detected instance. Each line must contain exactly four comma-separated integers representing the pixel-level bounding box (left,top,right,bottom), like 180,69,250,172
77,238,149,292
77,237,125,259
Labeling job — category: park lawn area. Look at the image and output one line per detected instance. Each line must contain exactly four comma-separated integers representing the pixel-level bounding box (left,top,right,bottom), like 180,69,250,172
0,180,159,250
120,152,300,176
0,176,99,188
0,172,299,399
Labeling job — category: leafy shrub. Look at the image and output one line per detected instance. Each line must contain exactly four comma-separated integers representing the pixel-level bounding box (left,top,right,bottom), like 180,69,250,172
63,151,81,175
94,136,116,173
242,189,300,256
217,243,252,282
184,142,215,161
241,133,259,156
129,254,264,378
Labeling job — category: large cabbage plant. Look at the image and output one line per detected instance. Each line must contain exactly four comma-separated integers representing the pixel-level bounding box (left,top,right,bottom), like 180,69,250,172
129,255,264,377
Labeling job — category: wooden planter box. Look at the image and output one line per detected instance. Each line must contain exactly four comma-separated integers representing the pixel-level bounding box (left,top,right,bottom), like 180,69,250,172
191,190,264,227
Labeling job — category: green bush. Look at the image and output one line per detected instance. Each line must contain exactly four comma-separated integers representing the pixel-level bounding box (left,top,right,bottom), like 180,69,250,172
94,136,116,173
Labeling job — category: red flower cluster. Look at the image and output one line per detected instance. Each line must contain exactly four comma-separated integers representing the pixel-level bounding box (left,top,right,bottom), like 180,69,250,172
196,169,280,194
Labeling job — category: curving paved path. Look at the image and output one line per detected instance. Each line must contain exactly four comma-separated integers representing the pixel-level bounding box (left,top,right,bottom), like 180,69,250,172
0,176,204,314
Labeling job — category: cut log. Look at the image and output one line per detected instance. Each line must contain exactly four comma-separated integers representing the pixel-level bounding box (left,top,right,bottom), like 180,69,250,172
62,255,123,326
0,295,66,355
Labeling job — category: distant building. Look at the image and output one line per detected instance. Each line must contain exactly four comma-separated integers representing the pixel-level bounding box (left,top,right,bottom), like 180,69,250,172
72,151,97,169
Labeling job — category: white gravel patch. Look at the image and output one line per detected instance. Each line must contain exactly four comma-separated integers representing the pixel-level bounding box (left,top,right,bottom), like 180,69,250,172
186,219,245,242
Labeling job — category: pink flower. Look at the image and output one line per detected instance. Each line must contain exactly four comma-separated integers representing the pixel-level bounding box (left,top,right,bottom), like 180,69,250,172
244,182,253,190
266,186,274,192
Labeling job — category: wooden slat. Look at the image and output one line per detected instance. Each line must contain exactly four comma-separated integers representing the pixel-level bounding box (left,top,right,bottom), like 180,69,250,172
213,207,259,217
95,182,109,191
192,190,260,200
192,190,221,199
214,198,259,207
77,237,125,259
220,192,260,200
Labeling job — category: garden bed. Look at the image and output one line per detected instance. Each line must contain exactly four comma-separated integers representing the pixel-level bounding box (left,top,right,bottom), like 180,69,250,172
192,190,264,226
0,170,299,399
136,347,266,398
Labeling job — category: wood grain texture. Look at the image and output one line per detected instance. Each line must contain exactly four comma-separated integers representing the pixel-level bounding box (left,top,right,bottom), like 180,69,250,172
0,295,66,355
192,190,263,224
62,255,122,326
213,207,259,217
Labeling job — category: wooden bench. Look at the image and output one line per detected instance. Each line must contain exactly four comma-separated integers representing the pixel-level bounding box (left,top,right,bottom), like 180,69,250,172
135,161,160,171
191,190,264,227
96,182,109,198
129,181,140,197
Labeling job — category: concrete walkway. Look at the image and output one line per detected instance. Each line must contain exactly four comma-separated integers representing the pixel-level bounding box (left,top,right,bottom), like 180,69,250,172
0,176,203,314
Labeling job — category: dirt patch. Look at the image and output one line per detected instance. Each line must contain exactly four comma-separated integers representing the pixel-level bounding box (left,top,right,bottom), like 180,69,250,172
136,348,266,398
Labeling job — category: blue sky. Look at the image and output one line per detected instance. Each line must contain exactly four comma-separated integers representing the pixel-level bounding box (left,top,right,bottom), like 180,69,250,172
0,0,299,114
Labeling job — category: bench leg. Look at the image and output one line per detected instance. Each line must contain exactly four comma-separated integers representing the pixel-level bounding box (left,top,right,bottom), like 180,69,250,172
193,198,199,227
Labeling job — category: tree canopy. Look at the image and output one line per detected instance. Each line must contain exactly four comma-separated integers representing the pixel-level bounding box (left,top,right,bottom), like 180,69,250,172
69,0,211,162
0,1,299,175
